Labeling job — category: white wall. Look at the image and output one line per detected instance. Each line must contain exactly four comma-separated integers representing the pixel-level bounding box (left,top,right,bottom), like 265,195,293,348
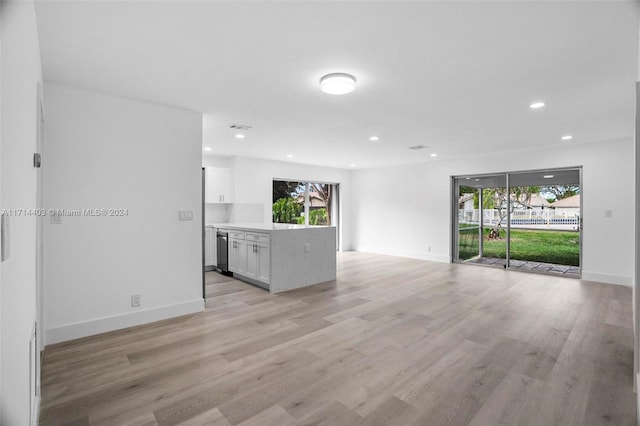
203,155,232,168
352,138,635,286
0,1,43,424
43,83,204,344
219,155,352,250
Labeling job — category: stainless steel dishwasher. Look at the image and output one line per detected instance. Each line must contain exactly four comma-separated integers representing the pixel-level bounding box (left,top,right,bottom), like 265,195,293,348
216,230,229,274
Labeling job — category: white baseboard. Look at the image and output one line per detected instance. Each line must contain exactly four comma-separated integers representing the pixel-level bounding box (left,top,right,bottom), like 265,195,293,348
352,248,632,287
581,271,632,287
354,246,450,263
45,299,205,345
637,373,640,425
30,396,40,426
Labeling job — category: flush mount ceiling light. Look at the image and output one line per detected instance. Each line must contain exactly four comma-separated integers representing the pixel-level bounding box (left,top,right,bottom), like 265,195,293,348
430,153,438,157
204,147,212,151
286,154,294,158
561,135,573,141
369,136,379,141
529,101,545,109
543,175,554,179
235,134,245,139
320,73,356,95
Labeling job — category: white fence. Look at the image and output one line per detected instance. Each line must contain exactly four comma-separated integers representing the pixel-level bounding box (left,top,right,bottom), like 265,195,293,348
458,209,580,227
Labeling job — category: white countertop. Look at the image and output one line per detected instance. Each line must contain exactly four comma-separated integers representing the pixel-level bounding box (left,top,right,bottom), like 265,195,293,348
206,222,334,232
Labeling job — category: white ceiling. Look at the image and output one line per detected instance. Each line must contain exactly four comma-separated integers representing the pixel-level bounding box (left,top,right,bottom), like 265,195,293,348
35,1,638,170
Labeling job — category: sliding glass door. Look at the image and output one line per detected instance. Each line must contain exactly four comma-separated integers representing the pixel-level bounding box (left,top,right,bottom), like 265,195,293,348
456,174,508,267
453,168,581,277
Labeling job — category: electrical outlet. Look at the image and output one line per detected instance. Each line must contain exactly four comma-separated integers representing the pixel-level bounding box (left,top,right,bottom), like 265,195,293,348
131,294,141,307
304,242,310,253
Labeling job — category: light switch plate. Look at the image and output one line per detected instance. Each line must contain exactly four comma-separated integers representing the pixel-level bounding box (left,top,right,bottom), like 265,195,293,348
178,210,194,221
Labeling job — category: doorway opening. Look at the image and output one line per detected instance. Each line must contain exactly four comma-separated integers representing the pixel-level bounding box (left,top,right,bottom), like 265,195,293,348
453,167,581,277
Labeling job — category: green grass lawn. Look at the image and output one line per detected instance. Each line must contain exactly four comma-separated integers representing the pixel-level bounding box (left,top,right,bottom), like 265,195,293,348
458,227,580,266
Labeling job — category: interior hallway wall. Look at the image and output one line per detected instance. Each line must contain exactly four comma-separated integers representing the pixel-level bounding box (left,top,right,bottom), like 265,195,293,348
43,83,204,345
0,0,43,423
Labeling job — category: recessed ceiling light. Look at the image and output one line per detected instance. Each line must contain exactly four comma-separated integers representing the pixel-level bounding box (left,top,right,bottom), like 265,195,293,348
529,102,545,109
320,73,356,95
475,179,480,181
430,153,438,157
561,135,573,141
349,163,356,168
369,136,379,141
235,134,245,139
465,177,471,180
204,147,212,151
543,175,554,179
287,154,293,158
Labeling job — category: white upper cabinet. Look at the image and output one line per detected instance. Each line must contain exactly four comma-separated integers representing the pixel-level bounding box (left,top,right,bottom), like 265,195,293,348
205,167,233,204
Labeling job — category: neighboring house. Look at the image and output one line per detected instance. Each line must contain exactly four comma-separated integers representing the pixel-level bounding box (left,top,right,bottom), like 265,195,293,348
526,193,552,209
552,194,581,216
509,192,551,210
459,193,474,211
296,191,327,208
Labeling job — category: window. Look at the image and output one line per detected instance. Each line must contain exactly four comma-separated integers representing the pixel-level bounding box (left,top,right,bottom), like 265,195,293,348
273,179,340,246
272,180,337,226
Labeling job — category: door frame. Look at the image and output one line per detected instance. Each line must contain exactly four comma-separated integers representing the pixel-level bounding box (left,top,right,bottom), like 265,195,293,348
201,168,205,300
33,82,45,425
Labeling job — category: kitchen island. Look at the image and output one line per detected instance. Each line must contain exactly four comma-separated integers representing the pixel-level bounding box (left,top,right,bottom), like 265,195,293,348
209,223,336,293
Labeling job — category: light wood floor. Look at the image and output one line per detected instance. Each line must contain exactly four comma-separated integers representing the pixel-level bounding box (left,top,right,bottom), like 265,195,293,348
39,252,636,425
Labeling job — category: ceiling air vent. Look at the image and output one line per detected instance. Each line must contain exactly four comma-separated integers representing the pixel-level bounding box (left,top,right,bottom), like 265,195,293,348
229,124,252,131
408,144,428,150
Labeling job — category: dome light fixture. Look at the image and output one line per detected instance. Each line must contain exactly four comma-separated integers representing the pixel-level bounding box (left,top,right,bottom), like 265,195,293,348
320,73,356,95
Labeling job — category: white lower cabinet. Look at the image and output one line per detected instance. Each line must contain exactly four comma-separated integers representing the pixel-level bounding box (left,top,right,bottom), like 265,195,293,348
256,243,270,283
228,237,247,275
245,241,270,285
230,231,270,287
